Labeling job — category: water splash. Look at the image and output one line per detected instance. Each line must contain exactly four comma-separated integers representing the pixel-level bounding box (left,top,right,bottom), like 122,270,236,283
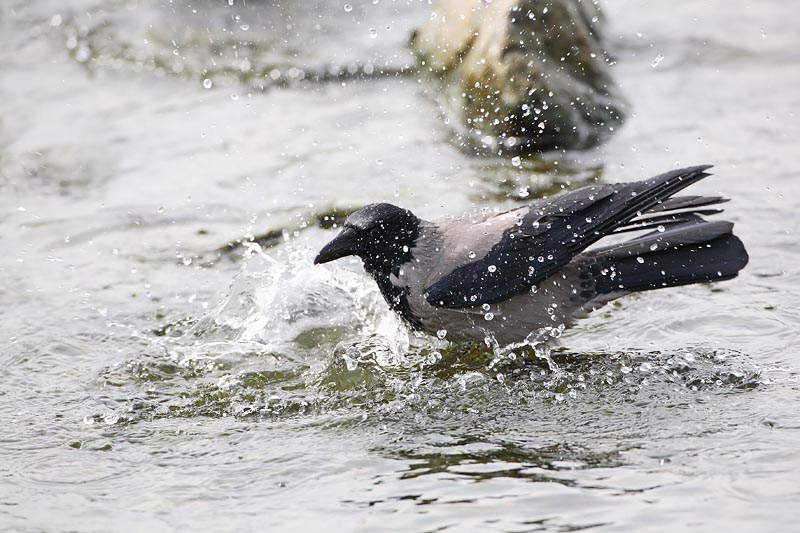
95,241,767,426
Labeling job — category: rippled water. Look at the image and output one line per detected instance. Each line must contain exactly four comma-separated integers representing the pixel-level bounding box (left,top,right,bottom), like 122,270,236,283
1,0,799,530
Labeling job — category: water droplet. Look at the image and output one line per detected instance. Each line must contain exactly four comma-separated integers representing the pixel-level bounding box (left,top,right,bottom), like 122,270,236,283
369,28,377,38
103,413,119,425
650,243,658,251
436,329,447,339
83,415,95,425
488,265,497,273
203,78,212,89
636,256,645,264
182,256,193,266
343,3,352,11
231,93,239,101
75,46,91,63
657,225,666,233
651,53,665,68
511,156,521,167
482,303,491,311
468,251,476,259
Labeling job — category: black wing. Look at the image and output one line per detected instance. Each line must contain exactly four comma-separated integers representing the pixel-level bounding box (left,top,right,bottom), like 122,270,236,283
425,165,718,308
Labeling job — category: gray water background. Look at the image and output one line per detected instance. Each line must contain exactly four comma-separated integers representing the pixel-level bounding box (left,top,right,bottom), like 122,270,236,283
1,0,799,531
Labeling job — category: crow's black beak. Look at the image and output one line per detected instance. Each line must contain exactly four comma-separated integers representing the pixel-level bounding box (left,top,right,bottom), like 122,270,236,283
314,227,361,265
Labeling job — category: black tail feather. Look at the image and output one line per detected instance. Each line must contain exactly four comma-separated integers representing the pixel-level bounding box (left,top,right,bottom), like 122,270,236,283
589,221,749,294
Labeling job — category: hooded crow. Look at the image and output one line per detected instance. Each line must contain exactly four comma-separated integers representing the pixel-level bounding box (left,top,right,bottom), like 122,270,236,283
314,166,749,345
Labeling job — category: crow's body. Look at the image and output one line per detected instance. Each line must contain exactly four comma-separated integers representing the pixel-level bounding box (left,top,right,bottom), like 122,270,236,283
315,166,749,345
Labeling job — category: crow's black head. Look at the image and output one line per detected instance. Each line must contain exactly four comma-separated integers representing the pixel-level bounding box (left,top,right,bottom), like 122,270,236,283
314,203,420,271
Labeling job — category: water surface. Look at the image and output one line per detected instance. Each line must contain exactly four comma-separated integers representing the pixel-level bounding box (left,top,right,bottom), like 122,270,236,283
1,0,799,530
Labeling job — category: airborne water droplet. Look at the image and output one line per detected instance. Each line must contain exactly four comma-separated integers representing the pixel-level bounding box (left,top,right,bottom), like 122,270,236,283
484,312,494,321
203,78,212,89
487,265,497,273
343,3,352,11
651,53,665,68
636,256,645,264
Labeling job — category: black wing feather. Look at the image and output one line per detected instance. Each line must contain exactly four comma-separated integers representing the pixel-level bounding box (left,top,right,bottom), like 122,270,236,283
613,209,723,234
426,165,714,308
647,194,728,212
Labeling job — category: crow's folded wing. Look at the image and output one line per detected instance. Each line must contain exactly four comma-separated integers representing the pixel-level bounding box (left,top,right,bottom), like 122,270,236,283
425,165,714,308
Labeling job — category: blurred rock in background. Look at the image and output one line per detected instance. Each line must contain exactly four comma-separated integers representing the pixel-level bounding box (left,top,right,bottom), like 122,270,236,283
412,0,627,153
